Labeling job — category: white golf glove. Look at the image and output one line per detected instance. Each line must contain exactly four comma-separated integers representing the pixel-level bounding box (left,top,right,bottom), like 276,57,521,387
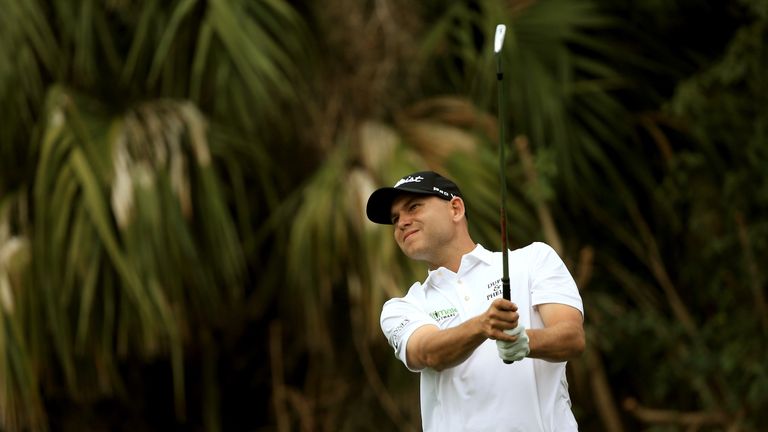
496,325,530,362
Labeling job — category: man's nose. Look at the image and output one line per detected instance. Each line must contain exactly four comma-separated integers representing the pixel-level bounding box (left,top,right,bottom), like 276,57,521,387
396,214,411,229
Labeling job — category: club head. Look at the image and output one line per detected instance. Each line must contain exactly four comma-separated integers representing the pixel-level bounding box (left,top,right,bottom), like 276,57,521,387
494,24,506,54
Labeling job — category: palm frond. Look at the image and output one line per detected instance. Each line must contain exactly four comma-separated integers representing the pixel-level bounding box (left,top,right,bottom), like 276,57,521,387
0,193,47,431
0,0,60,192
24,86,246,422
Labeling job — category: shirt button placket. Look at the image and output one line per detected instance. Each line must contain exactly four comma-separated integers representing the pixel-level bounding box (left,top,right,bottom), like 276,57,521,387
457,279,470,302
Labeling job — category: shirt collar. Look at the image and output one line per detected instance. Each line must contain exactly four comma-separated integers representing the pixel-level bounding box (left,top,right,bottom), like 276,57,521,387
423,244,494,288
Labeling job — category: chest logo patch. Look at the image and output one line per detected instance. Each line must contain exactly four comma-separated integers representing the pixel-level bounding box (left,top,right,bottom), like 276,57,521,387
486,278,503,300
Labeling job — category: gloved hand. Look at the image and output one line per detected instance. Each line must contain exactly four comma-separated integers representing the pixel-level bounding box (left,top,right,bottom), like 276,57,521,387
496,325,530,362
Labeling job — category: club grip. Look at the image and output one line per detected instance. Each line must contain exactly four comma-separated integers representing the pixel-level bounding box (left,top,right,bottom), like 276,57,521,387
502,277,513,364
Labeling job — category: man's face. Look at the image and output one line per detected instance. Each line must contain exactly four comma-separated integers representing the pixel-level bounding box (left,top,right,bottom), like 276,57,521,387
390,193,457,262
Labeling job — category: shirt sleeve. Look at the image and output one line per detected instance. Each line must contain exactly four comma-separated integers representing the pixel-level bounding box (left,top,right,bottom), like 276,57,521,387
380,283,438,372
528,242,584,316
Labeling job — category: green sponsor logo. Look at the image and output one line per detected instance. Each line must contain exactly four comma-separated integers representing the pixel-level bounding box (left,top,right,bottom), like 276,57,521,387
429,307,458,322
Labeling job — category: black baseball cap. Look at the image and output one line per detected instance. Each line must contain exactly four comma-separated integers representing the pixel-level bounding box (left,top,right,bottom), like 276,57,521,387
366,171,463,224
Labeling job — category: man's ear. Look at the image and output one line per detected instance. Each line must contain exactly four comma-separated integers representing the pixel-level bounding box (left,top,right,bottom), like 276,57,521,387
450,197,465,220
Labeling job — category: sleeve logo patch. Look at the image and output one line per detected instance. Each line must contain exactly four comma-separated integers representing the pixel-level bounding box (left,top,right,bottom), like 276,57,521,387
390,318,411,351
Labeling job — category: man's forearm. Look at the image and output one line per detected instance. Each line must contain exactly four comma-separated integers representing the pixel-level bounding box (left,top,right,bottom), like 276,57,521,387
406,298,521,370
409,318,487,371
527,320,585,362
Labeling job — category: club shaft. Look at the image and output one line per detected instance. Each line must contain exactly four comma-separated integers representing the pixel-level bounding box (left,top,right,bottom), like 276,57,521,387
496,50,510,302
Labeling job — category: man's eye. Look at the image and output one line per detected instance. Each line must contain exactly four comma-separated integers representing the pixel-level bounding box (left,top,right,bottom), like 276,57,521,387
391,216,399,224
409,203,420,211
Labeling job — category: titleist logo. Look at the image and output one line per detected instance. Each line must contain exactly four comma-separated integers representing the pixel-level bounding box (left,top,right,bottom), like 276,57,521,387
394,175,424,188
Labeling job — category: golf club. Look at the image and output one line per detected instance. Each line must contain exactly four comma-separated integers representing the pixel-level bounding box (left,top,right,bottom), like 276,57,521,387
494,24,514,365
494,24,510,302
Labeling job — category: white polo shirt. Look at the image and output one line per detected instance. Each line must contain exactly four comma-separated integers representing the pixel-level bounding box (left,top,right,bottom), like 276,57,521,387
380,242,583,432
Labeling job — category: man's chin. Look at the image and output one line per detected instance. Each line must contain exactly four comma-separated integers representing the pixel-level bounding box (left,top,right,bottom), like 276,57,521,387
402,247,429,263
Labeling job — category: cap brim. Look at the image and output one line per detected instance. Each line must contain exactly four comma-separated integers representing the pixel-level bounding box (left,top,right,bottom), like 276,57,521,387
366,186,438,224
366,188,401,224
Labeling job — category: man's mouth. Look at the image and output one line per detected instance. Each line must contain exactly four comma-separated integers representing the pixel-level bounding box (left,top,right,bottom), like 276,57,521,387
403,230,418,242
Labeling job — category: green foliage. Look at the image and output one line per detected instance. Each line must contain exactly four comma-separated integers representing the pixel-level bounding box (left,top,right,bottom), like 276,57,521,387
0,0,766,430
23,85,245,426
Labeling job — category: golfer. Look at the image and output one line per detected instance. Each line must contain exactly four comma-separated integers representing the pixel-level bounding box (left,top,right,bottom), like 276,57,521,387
367,171,585,431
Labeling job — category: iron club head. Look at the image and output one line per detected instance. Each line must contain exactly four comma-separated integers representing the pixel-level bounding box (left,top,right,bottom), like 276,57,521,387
494,24,506,54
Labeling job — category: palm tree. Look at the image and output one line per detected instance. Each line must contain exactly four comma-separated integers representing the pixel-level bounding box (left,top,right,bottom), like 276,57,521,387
2,0,765,430
1,0,308,429
0,0,674,429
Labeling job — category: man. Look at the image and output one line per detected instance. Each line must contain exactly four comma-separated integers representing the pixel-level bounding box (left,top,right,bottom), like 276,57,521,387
366,171,585,431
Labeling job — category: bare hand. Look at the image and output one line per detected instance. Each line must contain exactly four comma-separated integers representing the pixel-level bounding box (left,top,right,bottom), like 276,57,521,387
477,298,519,342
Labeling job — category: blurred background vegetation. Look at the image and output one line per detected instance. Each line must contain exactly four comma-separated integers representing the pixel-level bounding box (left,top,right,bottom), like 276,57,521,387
0,0,766,430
